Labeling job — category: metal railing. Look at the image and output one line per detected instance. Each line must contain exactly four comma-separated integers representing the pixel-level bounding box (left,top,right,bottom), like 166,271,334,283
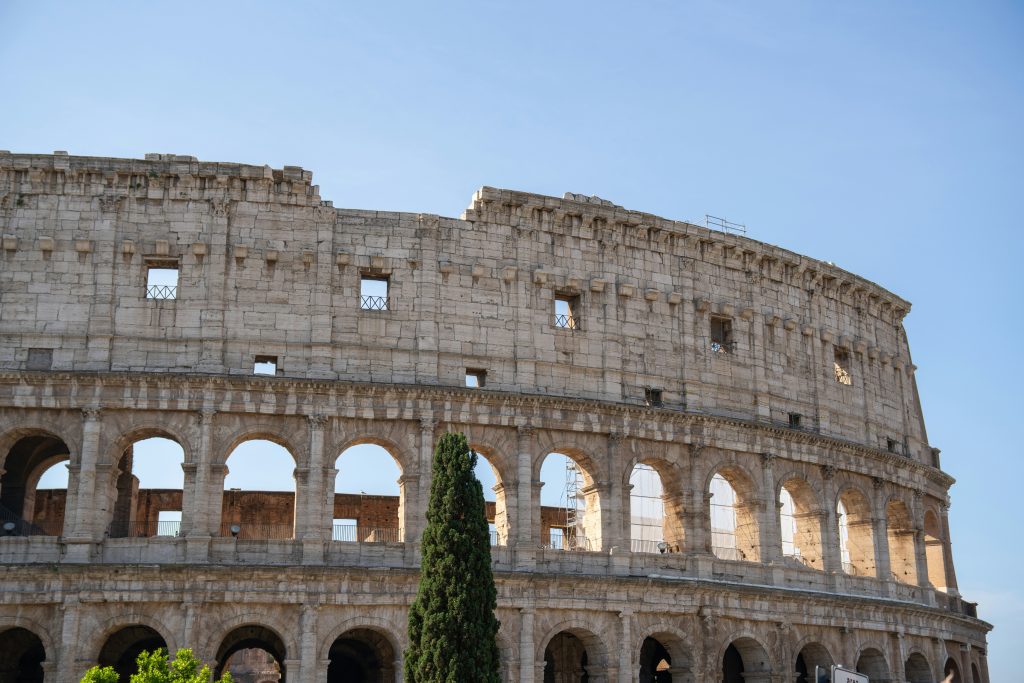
710,339,736,354
545,534,591,551
332,523,402,543
712,546,746,561
146,285,178,300
554,314,579,330
108,520,182,538
360,295,389,311
0,504,51,536
221,523,295,540
631,539,676,554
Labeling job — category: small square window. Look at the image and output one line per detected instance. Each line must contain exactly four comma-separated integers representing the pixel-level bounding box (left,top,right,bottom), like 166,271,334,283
253,355,278,376
465,369,486,388
886,437,898,453
146,266,179,300
834,348,852,385
554,295,580,330
645,387,663,407
710,316,734,353
788,413,802,429
360,275,389,310
26,348,53,370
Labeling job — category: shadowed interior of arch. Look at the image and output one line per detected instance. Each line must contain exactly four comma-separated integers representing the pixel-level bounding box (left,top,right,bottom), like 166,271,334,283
215,625,286,682
904,652,933,683
108,436,185,538
795,642,834,683
98,625,167,682
0,626,46,683
327,628,396,683
856,648,889,680
222,440,297,540
0,434,70,536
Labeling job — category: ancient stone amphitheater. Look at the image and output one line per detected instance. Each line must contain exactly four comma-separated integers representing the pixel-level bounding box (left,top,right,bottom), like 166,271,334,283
0,152,990,683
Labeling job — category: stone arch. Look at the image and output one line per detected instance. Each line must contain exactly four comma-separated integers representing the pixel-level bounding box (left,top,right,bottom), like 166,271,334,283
326,627,398,683
218,427,304,469
96,624,170,681
886,497,918,584
944,656,963,683
971,662,980,683
923,507,949,591
88,612,179,663
706,462,761,562
318,615,406,662
836,485,875,577
220,435,300,540
0,427,72,534
634,623,694,681
718,633,772,683
331,433,414,478
793,640,834,683
624,453,686,553
777,474,825,569
332,435,410,544
0,617,53,683
536,442,605,552
213,621,291,681
904,650,934,683
538,621,611,683
455,424,517,486
855,646,889,679
105,427,188,539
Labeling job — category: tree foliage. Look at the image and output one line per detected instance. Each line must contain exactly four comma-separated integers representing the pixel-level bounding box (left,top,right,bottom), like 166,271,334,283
404,431,501,682
79,649,232,683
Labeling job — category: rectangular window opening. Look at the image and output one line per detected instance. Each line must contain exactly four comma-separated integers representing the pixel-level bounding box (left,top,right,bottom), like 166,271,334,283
253,355,279,376
146,266,179,300
549,526,566,550
333,517,358,542
710,316,734,353
554,294,580,330
834,347,852,385
886,437,898,453
788,413,802,429
465,369,486,388
360,275,390,311
26,348,53,371
645,387,663,407
156,510,182,537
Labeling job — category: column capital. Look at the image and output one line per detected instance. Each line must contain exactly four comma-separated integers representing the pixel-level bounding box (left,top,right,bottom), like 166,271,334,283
419,416,438,432
307,414,329,431
196,409,217,425
82,407,102,421
688,442,705,459
872,476,886,490
821,464,836,480
516,423,536,438
760,452,777,468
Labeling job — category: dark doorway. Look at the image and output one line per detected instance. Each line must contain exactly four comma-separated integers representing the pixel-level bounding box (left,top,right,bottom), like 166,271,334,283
544,632,589,683
0,627,45,683
639,637,672,682
98,625,167,681
327,629,395,683
722,643,744,683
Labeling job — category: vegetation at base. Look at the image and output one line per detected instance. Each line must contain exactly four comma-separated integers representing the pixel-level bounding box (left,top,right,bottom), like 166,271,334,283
405,431,501,682
80,648,233,683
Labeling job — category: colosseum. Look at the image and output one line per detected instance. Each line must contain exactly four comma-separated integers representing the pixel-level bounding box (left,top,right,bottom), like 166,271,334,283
0,152,991,683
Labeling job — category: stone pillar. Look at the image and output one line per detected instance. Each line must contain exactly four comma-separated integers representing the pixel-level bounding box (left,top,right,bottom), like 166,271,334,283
599,432,626,554
408,416,435,545
56,597,81,683
515,425,538,554
748,310,771,421
684,444,710,557
186,410,216,537
871,478,892,585
940,503,960,596
618,611,633,683
281,659,301,682
299,605,319,681
760,453,782,564
890,632,906,683
64,409,103,561
820,465,842,576
300,415,328,564
911,491,931,592
661,491,687,552
519,608,535,683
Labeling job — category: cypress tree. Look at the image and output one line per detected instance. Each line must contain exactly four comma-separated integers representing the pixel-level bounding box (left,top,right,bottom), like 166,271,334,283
405,431,501,682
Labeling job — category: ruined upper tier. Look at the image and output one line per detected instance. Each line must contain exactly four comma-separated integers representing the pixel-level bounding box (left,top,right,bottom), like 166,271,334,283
0,152,932,467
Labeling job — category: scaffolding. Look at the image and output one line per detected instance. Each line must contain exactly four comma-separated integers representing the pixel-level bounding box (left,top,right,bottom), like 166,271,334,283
564,459,584,550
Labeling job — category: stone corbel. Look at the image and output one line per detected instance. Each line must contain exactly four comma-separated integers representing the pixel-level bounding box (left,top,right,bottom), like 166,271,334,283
335,251,351,267
667,291,682,305
532,269,548,285
694,297,710,313
501,266,518,283
38,236,54,253
589,278,606,293
643,288,660,302
617,283,635,298
739,307,754,321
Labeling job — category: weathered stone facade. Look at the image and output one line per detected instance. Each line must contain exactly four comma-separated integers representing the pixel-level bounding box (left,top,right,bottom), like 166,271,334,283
0,152,990,683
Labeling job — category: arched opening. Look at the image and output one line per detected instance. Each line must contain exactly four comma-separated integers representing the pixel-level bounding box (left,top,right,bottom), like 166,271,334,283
0,627,45,683
327,628,396,683
540,452,600,551
215,625,286,682
0,433,71,536
905,652,933,683
722,638,770,683
639,637,671,682
108,436,185,538
222,440,296,540
971,663,980,683
629,464,680,554
334,444,403,543
710,469,760,562
98,625,167,681
945,657,962,683
837,489,875,576
795,643,834,683
543,630,602,683
924,510,949,592
855,648,889,680
779,478,823,569
887,499,918,584
472,449,507,546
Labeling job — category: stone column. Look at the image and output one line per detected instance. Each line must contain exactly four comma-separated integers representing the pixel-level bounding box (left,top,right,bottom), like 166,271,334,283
890,632,906,683
760,453,782,564
56,597,81,683
871,478,892,586
819,465,842,576
911,491,931,593
64,409,103,560
684,444,710,556
617,611,633,683
940,502,960,596
300,414,328,564
515,425,539,566
599,432,626,554
519,608,535,683
408,416,435,545
299,605,319,681
186,410,216,536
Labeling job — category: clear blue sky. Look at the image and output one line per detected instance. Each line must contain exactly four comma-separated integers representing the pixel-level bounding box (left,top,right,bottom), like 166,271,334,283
5,1,1021,678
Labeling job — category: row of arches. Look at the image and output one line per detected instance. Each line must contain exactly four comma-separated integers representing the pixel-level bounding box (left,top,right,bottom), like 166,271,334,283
0,423,953,590
0,621,979,683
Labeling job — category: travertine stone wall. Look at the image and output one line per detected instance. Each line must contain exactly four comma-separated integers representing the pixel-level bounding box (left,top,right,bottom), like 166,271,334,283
0,154,989,683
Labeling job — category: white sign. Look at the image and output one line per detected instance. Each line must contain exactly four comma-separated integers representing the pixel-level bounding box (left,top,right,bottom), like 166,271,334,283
832,665,869,683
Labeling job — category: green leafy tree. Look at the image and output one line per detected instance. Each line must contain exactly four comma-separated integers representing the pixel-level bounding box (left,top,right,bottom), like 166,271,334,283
405,431,501,682
79,648,232,683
